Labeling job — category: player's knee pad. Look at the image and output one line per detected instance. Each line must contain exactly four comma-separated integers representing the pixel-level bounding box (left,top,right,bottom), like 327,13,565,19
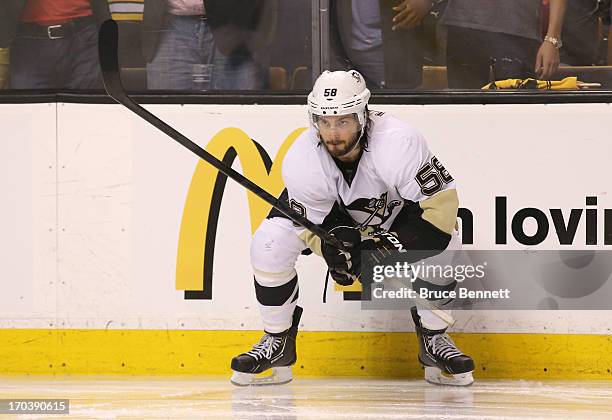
254,274,299,307
251,218,305,283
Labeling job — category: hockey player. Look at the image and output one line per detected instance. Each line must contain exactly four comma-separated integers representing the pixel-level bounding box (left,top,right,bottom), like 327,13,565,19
230,70,474,387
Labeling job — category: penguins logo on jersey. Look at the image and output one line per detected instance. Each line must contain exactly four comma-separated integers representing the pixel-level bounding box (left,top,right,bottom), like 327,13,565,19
345,192,402,228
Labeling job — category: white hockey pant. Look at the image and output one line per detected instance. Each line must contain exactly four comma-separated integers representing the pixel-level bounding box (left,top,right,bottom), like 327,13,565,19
251,218,462,333
251,218,307,333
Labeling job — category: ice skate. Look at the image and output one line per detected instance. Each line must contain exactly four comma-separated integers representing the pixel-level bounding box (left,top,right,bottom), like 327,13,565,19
411,307,474,386
230,306,303,386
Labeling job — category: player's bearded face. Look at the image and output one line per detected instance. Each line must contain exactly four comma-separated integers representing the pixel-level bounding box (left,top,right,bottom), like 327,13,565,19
315,115,361,157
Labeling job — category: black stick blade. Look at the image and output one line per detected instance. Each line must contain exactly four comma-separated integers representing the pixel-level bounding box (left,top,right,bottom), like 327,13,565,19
98,19,119,74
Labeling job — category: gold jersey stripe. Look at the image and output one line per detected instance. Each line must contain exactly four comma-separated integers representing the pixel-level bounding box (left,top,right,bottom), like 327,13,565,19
111,13,143,21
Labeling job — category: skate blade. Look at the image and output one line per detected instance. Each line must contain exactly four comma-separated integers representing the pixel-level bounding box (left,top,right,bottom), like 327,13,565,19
424,367,474,386
230,366,293,386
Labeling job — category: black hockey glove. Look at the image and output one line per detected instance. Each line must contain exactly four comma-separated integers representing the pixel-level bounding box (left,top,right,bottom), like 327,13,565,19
322,227,405,286
356,229,406,284
360,230,404,262
321,226,362,286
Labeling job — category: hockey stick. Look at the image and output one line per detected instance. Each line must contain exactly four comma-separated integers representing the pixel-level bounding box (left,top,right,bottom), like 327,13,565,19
97,19,347,252
97,20,454,326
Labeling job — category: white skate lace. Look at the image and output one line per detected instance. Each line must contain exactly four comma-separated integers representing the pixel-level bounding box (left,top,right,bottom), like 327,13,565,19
430,333,463,360
246,334,283,361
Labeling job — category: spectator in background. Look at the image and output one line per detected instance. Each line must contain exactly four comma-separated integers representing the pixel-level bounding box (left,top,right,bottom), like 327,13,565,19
559,0,600,65
268,0,312,90
0,0,110,89
441,0,567,88
109,0,146,90
0,48,8,89
143,0,276,91
330,0,440,89
143,0,216,90
206,0,278,90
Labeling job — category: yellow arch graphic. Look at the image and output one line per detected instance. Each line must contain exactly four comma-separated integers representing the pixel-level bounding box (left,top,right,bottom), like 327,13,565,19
176,127,305,291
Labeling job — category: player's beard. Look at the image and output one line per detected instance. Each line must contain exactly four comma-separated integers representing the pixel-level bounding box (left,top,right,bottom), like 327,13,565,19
322,134,360,158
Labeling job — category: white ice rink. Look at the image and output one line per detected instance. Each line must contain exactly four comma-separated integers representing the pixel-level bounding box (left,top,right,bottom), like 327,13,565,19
1,377,611,419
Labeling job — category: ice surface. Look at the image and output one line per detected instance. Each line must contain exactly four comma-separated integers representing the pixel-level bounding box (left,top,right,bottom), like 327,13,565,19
1,377,611,419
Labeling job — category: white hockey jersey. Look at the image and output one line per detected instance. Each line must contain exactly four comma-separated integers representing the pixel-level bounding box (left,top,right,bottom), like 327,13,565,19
282,111,456,233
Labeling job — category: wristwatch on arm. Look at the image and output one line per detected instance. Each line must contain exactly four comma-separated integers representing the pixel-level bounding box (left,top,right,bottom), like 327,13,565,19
544,35,563,49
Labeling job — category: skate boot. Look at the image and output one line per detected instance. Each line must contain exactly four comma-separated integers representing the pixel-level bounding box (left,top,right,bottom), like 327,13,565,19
411,307,474,386
230,306,303,386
